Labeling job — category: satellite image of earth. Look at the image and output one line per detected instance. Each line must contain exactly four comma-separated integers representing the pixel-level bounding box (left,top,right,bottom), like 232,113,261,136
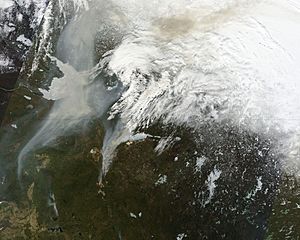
1,0,300,239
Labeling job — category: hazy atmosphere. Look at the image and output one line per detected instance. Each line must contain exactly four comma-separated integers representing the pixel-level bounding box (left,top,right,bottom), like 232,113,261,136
1,0,300,239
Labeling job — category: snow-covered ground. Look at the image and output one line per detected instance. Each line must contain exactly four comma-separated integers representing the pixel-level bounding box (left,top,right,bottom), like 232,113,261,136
0,0,49,73
0,0,14,9
0,54,13,71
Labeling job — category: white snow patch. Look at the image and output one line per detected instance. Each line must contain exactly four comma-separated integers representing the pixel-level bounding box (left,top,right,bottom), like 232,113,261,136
48,193,59,217
16,34,32,47
195,156,206,172
246,176,263,199
90,148,97,154
0,54,13,68
204,167,222,205
17,13,23,22
24,95,32,100
177,233,187,240
31,0,53,72
155,175,167,185
0,0,13,9
0,22,15,37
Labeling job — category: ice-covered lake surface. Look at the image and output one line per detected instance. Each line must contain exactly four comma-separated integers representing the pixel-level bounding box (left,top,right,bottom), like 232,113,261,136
1,0,300,239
